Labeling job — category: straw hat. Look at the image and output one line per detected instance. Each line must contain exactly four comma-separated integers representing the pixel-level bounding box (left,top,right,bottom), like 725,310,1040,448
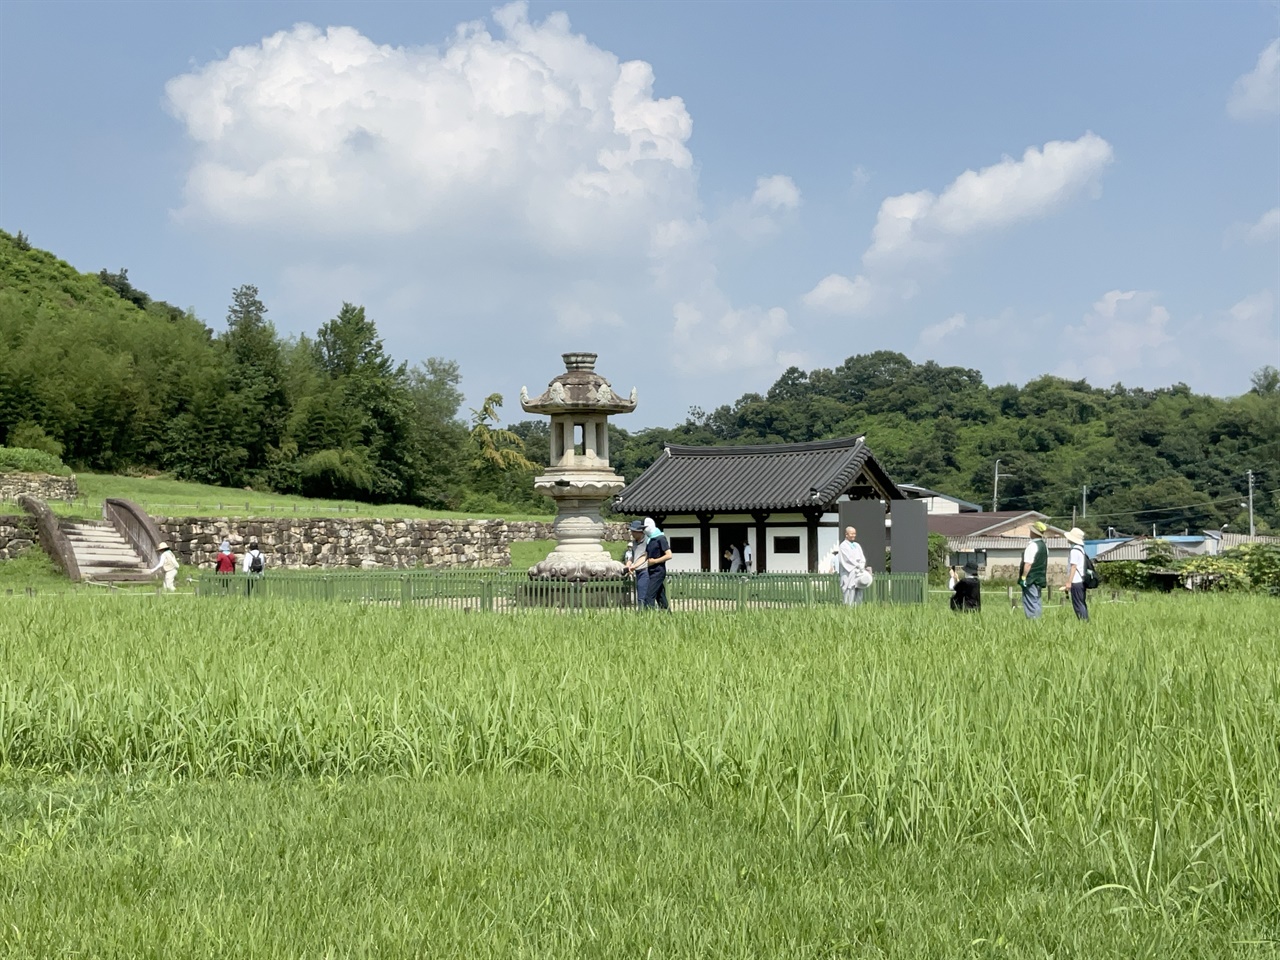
156,542,170,551
1065,527,1086,545
1030,521,1048,538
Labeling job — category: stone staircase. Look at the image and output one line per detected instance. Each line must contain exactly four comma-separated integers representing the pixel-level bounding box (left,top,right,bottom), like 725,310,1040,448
60,519,148,581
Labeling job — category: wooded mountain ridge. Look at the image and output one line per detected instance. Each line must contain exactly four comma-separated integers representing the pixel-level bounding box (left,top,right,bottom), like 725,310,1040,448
1,229,1275,534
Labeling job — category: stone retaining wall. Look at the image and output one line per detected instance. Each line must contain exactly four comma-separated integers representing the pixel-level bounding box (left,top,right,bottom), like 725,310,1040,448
156,517,511,570
0,516,37,561
0,472,78,503
506,520,630,542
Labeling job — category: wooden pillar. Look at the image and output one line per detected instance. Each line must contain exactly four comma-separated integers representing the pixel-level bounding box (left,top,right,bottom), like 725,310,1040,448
751,511,769,573
696,512,713,572
804,508,821,573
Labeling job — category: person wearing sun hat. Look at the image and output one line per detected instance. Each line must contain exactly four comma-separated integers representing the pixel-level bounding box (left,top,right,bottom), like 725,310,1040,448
1017,520,1050,619
949,559,982,612
146,541,180,592
1061,527,1089,621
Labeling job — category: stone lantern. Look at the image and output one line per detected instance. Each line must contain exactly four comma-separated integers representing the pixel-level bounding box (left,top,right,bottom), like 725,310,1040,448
520,352,636,580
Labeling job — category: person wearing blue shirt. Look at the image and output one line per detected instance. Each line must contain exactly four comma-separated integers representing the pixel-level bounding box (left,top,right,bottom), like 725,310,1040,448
642,516,672,611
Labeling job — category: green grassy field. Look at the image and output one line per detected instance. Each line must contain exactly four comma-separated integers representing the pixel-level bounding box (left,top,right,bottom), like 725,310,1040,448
0,471,554,521
0,594,1276,958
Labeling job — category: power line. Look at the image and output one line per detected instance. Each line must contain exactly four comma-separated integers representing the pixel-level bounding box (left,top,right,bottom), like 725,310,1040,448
1045,488,1280,523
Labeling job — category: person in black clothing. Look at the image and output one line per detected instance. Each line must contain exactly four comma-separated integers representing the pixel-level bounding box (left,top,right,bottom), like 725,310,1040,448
949,560,982,612
642,517,672,611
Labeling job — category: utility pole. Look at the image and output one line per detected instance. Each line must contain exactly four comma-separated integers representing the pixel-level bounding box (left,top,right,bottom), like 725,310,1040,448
1248,469,1255,536
993,459,1001,512
1082,485,1088,520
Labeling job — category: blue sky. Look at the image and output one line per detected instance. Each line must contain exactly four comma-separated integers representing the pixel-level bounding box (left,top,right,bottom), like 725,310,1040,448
2,1,1277,427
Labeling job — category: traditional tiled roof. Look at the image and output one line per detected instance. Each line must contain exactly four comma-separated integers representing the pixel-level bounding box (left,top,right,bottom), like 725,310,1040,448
928,510,1059,538
614,436,902,514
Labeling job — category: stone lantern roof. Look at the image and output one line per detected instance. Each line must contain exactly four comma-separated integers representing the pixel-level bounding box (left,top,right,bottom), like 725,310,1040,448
520,352,636,415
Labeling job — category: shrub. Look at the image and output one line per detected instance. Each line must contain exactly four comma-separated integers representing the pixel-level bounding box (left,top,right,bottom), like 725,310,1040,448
0,446,71,476
1095,560,1153,591
1232,543,1280,594
1178,554,1251,592
927,533,949,585
7,421,63,459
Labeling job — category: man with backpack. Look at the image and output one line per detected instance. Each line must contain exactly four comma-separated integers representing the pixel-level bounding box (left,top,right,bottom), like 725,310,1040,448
242,541,266,576
1061,527,1093,621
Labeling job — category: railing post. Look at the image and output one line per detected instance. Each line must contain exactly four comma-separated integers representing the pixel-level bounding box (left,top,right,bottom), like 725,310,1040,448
805,577,814,608
737,576,746,612
481,579,493,612
400,575,410,608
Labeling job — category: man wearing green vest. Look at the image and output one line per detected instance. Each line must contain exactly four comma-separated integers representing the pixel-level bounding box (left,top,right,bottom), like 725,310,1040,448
1017,521,1049,619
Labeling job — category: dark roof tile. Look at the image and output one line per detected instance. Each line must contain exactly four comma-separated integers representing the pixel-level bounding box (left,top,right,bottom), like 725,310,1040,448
615,436,902,514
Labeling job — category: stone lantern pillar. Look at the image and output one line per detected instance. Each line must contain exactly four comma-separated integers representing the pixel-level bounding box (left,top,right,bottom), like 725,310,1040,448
520,352,636,580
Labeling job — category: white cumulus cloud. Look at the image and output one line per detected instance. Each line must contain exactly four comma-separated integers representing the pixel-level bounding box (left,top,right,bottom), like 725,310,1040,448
804,133,1113,315
802,273,877,314
165,3,695,252
1218,290,1276,353
1246,207,1280,244
919,313,967,346
1228,39,1280,121
1056,290,1177,384
866,133,1115,266
165,2,800,395
750,174,801,211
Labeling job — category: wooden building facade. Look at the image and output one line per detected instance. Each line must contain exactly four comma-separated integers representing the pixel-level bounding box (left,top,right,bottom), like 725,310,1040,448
612,436,905,574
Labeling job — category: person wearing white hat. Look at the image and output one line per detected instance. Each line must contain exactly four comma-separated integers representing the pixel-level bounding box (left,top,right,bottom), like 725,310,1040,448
1061,527,1089,621
146,542,180,592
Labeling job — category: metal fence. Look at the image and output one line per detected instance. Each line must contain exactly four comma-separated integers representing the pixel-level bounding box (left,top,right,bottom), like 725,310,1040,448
195,569,928,611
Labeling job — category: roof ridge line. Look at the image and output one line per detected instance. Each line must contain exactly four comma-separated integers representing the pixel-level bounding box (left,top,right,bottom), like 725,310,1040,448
663,435,865,456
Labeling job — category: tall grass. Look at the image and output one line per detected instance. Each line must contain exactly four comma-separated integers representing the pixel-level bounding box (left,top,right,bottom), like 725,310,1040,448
0,594,1276,955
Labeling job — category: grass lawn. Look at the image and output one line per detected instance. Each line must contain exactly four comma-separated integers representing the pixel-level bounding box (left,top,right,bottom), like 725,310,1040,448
1,471,555,522
0,594,1276,957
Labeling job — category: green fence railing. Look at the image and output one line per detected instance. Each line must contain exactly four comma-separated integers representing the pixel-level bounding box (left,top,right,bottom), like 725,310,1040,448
195,569,928,611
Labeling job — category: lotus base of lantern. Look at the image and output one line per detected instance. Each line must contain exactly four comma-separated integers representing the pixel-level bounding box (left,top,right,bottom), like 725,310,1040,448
528,476,627,581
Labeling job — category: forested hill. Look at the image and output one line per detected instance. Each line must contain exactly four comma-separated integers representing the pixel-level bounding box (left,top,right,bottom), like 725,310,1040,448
607,358,1279,535
2,229,1277,534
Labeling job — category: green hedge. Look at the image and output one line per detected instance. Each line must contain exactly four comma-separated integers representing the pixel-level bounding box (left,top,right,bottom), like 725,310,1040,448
0,446,72,476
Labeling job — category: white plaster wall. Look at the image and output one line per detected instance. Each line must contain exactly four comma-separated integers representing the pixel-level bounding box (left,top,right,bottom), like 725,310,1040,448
765,524,808,573
924,497,961,514
662,527,702,572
